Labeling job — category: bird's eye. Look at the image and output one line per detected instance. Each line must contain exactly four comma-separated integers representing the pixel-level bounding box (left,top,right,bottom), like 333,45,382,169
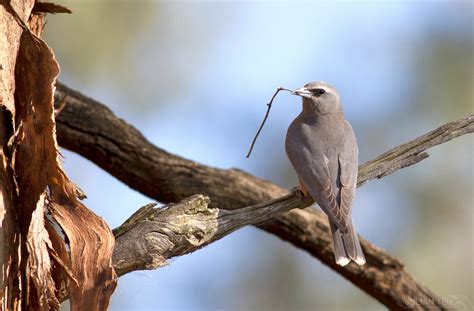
311,88,326,96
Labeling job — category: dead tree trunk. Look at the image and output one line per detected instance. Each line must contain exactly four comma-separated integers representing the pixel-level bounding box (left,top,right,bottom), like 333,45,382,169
1,2,116,310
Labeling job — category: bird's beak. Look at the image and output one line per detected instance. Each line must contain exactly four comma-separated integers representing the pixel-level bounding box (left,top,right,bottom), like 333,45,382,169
292,87,312,99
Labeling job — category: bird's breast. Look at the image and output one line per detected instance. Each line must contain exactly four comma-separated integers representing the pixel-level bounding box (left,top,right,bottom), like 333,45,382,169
286,115,346,153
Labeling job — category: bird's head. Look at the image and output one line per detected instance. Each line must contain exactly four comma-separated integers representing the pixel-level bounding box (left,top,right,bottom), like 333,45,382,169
292,81,342,115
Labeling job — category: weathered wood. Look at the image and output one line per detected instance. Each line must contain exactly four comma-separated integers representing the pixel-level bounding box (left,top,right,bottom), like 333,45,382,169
55,82,472,310
1,4,116,309
112,194,308,276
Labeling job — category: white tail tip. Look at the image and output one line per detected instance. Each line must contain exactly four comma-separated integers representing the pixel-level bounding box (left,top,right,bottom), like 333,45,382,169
336,257,350,266
355,256,366,265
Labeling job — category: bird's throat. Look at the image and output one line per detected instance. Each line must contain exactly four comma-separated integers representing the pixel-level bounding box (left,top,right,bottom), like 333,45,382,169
302,100,343,117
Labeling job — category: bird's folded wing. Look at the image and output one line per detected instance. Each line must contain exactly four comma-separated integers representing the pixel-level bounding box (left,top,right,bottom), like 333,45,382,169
295,148,348,231
338,120,359,218
338,155,356,219
319,160,348,228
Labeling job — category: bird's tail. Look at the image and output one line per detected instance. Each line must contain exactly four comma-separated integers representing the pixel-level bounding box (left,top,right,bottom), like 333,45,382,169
330,220,365,266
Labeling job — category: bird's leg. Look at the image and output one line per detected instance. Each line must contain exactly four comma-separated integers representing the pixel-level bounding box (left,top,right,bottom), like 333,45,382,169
291,178,310,199
298,178,310,196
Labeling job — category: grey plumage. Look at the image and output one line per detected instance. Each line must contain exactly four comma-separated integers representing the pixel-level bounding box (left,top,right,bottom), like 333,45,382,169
285,81,365,266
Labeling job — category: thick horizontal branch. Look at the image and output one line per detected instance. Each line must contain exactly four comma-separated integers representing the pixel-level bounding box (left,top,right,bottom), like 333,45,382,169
112,194,440,311
55,82,472,310
112,194,310,276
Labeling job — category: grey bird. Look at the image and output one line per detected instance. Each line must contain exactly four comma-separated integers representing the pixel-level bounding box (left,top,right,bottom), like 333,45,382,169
285,81,365,266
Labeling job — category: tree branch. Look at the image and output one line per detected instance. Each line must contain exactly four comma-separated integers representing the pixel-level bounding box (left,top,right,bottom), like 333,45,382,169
54,82,472,310
112,193,310,276
111,194,446,311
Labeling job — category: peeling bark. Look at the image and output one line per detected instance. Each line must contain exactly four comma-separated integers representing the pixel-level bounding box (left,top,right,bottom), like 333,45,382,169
1,2,116,310
26,194,58,310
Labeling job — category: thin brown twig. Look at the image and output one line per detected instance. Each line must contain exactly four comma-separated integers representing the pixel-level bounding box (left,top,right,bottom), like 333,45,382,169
246,87,292,158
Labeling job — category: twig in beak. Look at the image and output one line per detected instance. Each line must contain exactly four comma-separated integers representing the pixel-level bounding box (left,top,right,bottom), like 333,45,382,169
246,87,292,158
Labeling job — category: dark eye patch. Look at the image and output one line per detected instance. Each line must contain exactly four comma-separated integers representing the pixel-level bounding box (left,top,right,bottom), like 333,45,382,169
310,88,326,96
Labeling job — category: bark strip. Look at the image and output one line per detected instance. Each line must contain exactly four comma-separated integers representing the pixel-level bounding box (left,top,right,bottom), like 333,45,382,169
1,5,115,310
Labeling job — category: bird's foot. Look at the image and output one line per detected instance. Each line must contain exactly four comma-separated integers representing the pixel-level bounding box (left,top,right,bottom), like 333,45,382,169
291,184,313,208
291,186,308,199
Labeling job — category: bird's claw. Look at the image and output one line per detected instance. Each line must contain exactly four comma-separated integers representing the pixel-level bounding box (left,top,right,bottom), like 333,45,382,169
291,186,313,209
291,186,306,199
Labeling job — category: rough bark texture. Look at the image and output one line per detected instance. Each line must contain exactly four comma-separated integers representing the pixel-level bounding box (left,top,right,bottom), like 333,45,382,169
0,1,21,306
1,1,45,308
55,82,473,310
1,3,116,310
112,193,312,276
